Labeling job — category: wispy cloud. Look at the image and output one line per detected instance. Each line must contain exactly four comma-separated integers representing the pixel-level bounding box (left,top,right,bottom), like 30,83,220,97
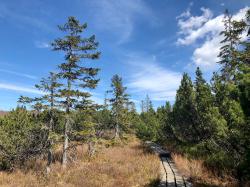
125,54,182,101
85,0,155,44
176,1,193,19
34,41,50,49
176,6,249,71
0,83,42,94
0,69,37,79
0,3,54,32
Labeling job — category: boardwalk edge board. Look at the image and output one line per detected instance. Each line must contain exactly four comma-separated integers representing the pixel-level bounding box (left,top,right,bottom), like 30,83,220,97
145,141,192,187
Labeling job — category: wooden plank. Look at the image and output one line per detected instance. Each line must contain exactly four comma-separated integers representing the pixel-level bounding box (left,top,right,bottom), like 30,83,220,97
166,158,185,187
159,158,167,187
145,141,192,187
162,157,176,187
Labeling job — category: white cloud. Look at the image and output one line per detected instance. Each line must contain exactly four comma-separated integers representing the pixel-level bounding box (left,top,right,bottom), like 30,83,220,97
126,54,182,101
176,1,193,19
0,83,42,94
35,41,50,49
0,69,37,79
177,7,214,45
176,6,249,71
192,36,222,70
86,0,155,44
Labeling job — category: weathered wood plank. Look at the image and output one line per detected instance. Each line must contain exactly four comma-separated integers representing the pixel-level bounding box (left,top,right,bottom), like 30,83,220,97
159,159,167,187
145,141,192,187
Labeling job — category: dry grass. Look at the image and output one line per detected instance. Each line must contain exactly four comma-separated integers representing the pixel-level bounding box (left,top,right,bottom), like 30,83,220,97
172,153,238,187
0,138,160,187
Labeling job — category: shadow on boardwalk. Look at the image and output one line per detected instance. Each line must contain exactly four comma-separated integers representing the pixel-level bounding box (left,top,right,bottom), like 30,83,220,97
144,178,162,187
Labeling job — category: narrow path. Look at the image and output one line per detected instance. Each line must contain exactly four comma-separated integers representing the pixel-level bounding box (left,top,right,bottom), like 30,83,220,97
145,141,192,187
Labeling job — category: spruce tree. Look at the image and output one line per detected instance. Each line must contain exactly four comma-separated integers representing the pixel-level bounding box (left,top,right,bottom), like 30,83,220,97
107,74,130,140
219,9,246,82
156,101,173,141
145,94,153,113
216,9,246,132
238,11,250,174
19,72,61,172
195,67,227,141
35,72,61,173
139,95,160,141
51,17,100,167
140,100,145,113
236,9,250,117
211,10,249,175
172,73,198,143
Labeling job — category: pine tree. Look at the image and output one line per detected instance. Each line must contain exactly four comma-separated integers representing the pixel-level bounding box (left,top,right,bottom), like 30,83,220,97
107,74,130,140
156,101,173,141
138,95,160,141
35,72,61,173
51,17,100,167
145,94,153,113
140,100,145,113
195,67,227,141
211,9,249,176
216,9,246,132
0,107,47,169
237,9,250,117
19,72,61,173
218,9,246,82
172,73,199,143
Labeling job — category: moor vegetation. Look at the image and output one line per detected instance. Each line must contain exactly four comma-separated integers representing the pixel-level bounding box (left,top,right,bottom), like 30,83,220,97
135,10,250,186
0,9,249,187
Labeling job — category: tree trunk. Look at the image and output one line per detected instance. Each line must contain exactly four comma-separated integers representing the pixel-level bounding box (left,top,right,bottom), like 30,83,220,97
46,147,52,173
114,122,119,140
88,141,96,157
62,116,69,168
46,115,54,174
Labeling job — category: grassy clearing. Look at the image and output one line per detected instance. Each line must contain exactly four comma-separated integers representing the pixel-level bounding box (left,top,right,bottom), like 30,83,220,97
0,138,160,187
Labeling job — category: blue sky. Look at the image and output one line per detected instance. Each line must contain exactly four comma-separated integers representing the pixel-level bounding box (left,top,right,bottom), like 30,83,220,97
0,0,249,111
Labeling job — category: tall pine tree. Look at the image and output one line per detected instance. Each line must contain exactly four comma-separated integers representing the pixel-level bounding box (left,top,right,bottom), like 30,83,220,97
107,74,130,140
19,72,61,173
51,17,100,167
172,73,198,143
35,72,61,173
195,67,227,141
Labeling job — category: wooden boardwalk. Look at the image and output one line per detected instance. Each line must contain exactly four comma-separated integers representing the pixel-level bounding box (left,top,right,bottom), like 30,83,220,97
145,141,192,187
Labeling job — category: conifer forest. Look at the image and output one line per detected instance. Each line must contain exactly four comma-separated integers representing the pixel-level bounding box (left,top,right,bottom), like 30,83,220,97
0,2,250,187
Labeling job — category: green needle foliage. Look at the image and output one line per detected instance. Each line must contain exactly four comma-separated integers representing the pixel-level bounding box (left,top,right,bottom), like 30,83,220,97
35,72,62,173
19,72,62,172
0,9,250,184
172,73,198,143
195,67,227,141
51,16,100,166
0,107,47,170
137,95,161,141
107,74,130,140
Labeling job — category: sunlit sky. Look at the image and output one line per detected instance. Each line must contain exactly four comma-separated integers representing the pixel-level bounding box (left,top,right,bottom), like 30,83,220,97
0,0,249,110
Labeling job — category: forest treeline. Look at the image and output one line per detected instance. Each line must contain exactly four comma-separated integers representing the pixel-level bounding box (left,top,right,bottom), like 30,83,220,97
137,10,250,182
0,9,249,184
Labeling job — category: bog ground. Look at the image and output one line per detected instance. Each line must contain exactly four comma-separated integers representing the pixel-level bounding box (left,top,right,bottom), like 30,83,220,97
0,138,160,187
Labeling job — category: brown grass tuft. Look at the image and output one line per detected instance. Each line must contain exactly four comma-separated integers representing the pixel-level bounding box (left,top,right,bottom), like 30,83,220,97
172,153,238,187
0,138,160,187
